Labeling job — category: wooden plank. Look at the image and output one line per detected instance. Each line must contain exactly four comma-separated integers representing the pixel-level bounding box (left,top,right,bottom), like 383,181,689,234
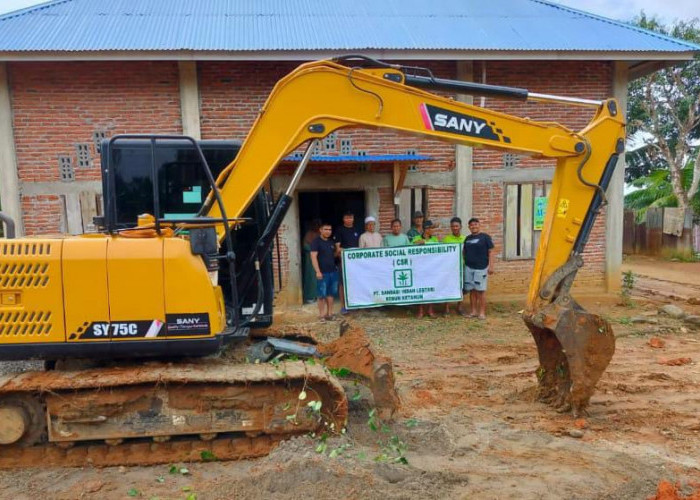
79,191,98,232
520,184,533,258
392,163,408,204
646,208,663,255
414,188,422,216
623,210,636,254
64,193,83,235
505,184,519,259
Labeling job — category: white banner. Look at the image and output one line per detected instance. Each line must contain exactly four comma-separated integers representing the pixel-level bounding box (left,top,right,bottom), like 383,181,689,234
342,243,463,309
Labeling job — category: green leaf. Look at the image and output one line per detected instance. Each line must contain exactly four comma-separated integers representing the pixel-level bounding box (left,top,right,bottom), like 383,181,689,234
169,465,178,474
329,448,340,458
298,390,307,400
127,488,139,497
405,418,419,428
306,358,316,366
351,391,362,401
329,367,351,377
179,467,190,475
315,441,327,454
182,486,193,492
186,494,197,500
200,450,217,462
155,475,165,483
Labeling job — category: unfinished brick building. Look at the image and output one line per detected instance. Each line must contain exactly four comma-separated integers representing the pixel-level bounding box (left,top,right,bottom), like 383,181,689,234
0,1,697,303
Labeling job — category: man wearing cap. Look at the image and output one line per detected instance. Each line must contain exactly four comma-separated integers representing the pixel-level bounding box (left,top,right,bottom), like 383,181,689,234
442,217,468,316
411,220,439,319
463,217,495,320
406,211,424,241
359,216,383,248
410,220,439,245
334,211,360,315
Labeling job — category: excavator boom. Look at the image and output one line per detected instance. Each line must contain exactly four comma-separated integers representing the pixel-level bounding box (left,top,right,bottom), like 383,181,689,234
204,55,624,415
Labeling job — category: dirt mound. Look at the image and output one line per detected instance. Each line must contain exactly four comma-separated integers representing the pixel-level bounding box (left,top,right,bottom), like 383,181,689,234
217,434,456,500
648,480,700,500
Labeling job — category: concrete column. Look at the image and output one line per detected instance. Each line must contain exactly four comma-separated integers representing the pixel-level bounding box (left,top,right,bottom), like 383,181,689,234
366,187,380,219
0,63,23,236
606,61,628,292
454,61,474,220
178,61,201,139
269,178,302,305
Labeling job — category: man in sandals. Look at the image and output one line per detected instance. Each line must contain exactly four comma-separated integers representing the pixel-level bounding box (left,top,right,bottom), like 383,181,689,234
463,218,494,320
442,217,468,316
412,220,439,318
310,223,339,321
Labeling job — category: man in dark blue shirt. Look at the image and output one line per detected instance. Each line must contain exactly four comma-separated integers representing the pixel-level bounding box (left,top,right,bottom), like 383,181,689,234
334,211,359,314
463,217,494,320
310,223,339,320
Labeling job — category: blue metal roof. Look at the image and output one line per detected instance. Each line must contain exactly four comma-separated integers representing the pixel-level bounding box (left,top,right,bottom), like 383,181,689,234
0,0,697,53
282,154,431,163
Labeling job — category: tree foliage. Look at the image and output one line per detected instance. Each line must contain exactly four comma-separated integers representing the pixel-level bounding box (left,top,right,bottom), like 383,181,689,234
625,158,700,218
625,14,700,214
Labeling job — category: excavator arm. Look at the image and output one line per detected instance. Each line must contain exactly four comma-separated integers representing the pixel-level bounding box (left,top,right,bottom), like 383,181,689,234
206,56,624,415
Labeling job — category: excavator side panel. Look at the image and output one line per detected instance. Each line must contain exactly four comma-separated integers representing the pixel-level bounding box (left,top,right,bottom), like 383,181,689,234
163,238,226,338
63,236,109,342
0,239,65,345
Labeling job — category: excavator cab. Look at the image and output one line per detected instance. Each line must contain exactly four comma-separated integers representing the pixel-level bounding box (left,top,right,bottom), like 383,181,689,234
97,137,274,328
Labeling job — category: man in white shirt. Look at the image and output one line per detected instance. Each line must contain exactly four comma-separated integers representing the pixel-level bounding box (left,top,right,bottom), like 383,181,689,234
359,216,383,248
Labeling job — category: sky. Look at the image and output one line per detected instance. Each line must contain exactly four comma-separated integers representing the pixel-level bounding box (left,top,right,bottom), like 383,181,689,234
0,0,699,22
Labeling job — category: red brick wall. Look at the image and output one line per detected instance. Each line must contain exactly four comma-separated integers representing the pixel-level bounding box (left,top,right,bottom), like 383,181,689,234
10,59,613,296
198,60,457,173
21,195,64,236
9,61,182,234
469,61,612,294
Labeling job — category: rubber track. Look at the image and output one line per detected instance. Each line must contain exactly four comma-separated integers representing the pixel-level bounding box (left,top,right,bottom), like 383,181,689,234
0,434,284,468
0,361,347,468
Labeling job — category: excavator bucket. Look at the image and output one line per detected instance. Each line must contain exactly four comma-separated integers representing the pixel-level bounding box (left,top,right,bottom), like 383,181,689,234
251,319,400,419
523,300,615,417
316,320,400,420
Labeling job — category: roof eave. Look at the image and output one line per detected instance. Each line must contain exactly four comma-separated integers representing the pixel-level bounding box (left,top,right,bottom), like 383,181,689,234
0,49,696,62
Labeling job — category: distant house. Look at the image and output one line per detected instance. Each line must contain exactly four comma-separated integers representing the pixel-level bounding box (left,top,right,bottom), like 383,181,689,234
0,0,698,302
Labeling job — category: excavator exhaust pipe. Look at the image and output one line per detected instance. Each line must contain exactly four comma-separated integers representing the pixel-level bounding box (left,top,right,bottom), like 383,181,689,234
524,300,615,417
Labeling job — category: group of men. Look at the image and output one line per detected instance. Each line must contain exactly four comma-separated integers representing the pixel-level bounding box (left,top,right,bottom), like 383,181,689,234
309,211,494,321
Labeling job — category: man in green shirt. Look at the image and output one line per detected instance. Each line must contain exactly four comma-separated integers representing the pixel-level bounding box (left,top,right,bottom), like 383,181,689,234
383,218,410,247
410,220,439,245
406,211,424,241
442,217,467,316
412,220,438,318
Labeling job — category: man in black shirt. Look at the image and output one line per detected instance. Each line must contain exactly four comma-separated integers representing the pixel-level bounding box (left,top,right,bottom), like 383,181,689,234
334,211,359,314
310,223,339,320
463,217,494,320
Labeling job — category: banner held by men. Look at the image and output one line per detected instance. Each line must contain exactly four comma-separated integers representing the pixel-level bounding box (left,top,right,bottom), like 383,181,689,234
342,243,463,309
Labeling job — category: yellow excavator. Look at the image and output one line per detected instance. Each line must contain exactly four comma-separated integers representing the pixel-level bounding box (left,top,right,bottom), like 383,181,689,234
0,55,624,467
